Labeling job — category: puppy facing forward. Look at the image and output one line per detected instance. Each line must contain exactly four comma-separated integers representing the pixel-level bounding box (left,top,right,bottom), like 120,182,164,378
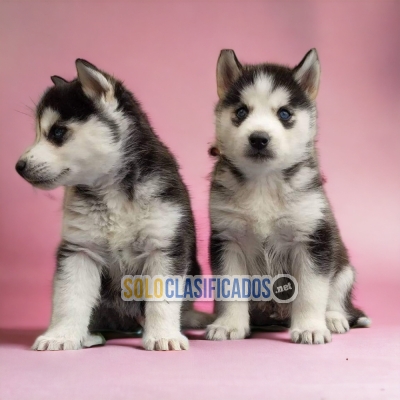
16,60,211,351
206,49,370,344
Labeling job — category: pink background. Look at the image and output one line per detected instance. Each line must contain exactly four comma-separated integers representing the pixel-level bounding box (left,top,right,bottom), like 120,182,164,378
0,1,399,331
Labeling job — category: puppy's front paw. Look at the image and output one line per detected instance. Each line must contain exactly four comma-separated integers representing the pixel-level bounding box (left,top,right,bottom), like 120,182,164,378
32,332,104,351
290,325,332,344
206,318,250,341
326,311,350,334
32,334,83,351
143,332,189,351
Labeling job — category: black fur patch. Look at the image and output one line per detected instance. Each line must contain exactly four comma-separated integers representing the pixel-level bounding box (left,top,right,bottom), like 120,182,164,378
283,156,322,191
343,287,367,326
210,180,233,198
283,156,315,181
305,174,323,191
56,240,76,267
305,157,317,169
97,114,120,143
209,230,227,274
157,182,186,202
74,185,101,202
283,161,303,181
37,80,97,123
308,219,333,274
89,304,142,333
221,64,311,111
112,88,184,201
245,147,275,162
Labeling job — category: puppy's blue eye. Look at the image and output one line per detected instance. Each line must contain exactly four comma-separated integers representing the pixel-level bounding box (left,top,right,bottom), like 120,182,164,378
235,107,248,120
49,125,67,144
278,108,292,121
54,127,66,138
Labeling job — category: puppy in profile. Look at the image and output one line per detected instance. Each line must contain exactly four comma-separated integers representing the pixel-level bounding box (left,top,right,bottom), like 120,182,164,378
206,49,370,344
16,60,210,351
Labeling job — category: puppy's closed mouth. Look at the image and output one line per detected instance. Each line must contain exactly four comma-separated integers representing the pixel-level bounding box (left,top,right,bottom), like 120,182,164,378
245,149,274,161
28,168,70,186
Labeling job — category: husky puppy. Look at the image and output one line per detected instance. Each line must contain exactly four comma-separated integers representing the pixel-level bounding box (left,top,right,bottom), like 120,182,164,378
16,60,210,351
206,49,370,344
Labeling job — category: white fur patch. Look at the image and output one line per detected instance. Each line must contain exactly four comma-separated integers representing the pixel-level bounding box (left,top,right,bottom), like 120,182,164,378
63,178,183,273
32,252,101,351
327,265,355,316
290,258,331,344
39,108,60,137
143,267,188,351
355,317,371,328
23,114,122,189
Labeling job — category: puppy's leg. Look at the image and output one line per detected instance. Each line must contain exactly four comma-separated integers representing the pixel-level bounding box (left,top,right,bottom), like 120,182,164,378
32,250,102,351
142,251,188,351
206,240,250,341
326,265,370,333
290,253,331,344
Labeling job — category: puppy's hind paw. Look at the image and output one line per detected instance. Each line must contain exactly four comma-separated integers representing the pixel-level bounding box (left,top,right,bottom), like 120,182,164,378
82,333,106,348
326,311,350,334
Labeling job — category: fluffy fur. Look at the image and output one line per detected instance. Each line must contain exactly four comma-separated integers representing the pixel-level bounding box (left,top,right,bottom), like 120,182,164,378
206,49,370,344
16,59,213,351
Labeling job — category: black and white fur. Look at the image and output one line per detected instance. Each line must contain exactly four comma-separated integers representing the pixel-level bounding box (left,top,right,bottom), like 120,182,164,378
206,49,370,344
16,60,212,351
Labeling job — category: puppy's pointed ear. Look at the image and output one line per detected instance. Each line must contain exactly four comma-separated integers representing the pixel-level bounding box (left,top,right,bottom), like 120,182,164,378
217,49,242,99
51,76,68,86
293,49,320,100
75,59,113,100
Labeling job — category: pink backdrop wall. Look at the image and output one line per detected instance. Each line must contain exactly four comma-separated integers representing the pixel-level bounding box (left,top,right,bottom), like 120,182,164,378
0,0,399,329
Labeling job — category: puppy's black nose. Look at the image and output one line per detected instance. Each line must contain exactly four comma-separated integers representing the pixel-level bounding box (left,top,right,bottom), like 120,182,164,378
249,132,270,150
15,160,27,175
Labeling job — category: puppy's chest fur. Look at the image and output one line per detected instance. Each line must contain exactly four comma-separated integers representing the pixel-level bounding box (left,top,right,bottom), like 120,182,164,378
62,181,181,270
211,171,326,254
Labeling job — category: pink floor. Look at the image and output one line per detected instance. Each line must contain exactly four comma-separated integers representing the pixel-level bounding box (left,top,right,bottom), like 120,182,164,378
1,283,399,400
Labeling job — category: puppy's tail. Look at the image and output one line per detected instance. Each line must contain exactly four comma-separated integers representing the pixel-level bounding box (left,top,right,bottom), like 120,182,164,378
348,307,371,328
354,316,371,328
181,308,216,329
